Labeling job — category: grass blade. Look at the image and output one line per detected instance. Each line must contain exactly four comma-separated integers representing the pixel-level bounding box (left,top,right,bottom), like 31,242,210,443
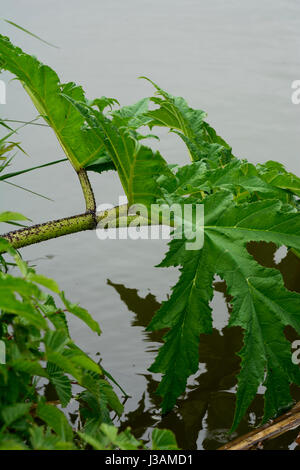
2,19,59,49
0,158,67,180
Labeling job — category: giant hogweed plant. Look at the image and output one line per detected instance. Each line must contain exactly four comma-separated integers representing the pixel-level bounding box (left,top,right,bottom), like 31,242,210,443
1,34,300,435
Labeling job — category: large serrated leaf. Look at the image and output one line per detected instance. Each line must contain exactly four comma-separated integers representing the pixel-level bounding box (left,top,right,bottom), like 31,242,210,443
149,190,300,430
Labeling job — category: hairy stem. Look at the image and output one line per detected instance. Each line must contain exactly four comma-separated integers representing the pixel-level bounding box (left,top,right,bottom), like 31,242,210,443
219,401,300,450
1,168,99,251
1,213,95,250
77,168,96,213
0,205,152,251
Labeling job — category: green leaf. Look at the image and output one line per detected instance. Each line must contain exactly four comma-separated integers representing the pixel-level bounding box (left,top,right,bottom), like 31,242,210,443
64,346,102,375
149,190,300,430
44,330,70,354
62,95,172,207
162,160,290,202
151,428,179,450
89,96,119,113
257,160,300,198
11,359,48,378
111,97,151,128
100,423,142,450
84,151,116,174
0,237,16,255
0,278,47,329
141,77,233,165
30,426,63,450
84,97,153,175
2,19,59,48
28,273,60,294
0,211,29,223
47,363,72,408
60,292,101,335
0,438,28,450
37,402,73,441
98,379,123,417
0,158,67,181
46,351,82,383
0,35,105,170
77,431,105,450
40,295,69,334
1,403,31,426
79,375,123,419
79,425,142,450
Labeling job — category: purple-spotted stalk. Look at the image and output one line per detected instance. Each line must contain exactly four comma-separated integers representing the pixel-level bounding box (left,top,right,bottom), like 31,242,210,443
0,170,151,251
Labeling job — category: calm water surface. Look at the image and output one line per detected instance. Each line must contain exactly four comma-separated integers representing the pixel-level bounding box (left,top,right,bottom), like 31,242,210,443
1,0,300,449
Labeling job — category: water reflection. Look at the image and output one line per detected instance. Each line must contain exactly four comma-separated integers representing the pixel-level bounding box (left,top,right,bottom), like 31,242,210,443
108,242,300,449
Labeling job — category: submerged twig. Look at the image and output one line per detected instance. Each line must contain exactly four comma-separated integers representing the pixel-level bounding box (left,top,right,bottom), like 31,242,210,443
219,401,300,450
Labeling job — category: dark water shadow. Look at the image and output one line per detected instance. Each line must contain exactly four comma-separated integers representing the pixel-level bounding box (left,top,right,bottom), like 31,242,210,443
107,242,300,450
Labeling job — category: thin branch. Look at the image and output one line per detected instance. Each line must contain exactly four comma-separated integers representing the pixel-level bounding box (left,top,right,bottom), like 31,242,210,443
219,401,300,450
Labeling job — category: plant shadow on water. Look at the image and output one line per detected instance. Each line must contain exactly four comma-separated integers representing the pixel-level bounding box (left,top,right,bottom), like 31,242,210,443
108,242,300,450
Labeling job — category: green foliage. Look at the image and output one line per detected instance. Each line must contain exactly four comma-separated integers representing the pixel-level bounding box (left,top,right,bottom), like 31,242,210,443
0,238,117,447
151,428,178,450
148,191,300,428
1,33,300,441
62,95,172,207
141,77,233,165
140,84,300,430
0,35,105,171
0,235,178,450
0,212,29,223
257,160,300,198
78,424,177,450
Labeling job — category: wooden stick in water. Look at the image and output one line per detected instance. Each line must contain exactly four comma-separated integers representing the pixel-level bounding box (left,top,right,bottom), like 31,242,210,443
219,401,300,450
